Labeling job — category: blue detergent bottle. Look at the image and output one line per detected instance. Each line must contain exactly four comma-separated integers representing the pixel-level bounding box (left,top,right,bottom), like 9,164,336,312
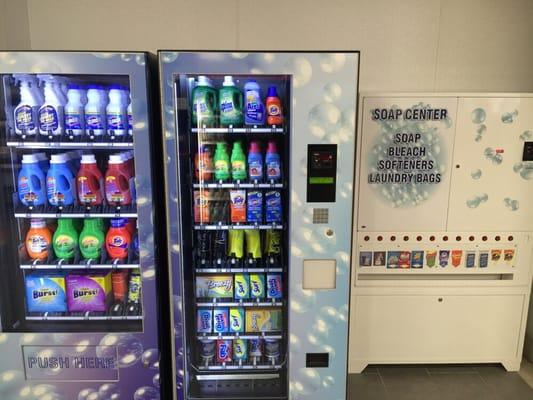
244,80,265,126
18,154,46,206
46,153,76,206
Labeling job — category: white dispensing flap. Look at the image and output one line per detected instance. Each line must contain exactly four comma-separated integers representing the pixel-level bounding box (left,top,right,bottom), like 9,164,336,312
302,259,336,290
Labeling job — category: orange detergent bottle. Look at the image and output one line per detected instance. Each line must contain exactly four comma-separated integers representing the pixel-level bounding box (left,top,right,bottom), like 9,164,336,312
266,86,283,126
26,218,52,260
106,218,131,260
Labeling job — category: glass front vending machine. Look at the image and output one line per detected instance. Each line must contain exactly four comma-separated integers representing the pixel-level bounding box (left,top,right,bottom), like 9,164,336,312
159,51,359,400
0,52,168,400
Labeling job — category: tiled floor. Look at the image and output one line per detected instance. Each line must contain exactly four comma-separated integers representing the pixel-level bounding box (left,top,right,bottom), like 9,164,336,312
348,365,533,400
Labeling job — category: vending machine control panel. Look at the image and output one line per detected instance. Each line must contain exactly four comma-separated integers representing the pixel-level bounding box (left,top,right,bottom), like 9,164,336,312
523,141,533,161
306,144,337,202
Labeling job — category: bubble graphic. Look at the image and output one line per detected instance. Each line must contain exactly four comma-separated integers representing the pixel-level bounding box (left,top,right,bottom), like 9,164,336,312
484,147,503,165
263,53,275,63
120,54,133,62
78,388,98,400
466,193,488,209
308,103,341,139
92,53,115,59
152,373,160,388
231,53,248,59
284,57,312,88
290,286,316,313
141,348,160,369
501,110,518,123
320,53,346,73
161,53,178,64
476,124,487,135
471,108,486,123
323,83,342,103
0,333,7,343
97,334,143,368
293,368,322,395
520,166,533,180
520,130,533,141
135,55,146,66
471,169,482,179
323,375,335,388
133,386,160,400
503,197,519,211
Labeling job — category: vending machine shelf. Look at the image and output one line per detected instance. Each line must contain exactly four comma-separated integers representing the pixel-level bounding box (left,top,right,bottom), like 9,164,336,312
20,262,140,270
196,301,283,307
194,224,283,231
191,127,284,134
197,334,283,341
193,182,284,189
195,267,283,274
14,203,138,218
26,314,143,321
7,140,134,149
196,363,283,371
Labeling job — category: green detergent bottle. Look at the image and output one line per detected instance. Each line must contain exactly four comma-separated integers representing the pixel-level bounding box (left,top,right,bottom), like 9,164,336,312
53,218,79,260
219,76,243,127
214,142,230,182
79,218,105,260
192,76,217,128
231,141,247,181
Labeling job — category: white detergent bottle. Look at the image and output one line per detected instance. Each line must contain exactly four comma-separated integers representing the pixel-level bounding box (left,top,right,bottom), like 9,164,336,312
126,91,133,137
37,75,64,136
106,84,128,136
85,85,106,136
13,74,40,136
64,84,86,136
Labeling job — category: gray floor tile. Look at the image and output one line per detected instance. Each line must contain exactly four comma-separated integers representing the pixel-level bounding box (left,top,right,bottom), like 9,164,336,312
477,370,533,399
382,376,440,400
378,365,430,380
429,373,501,400
348,373,388,400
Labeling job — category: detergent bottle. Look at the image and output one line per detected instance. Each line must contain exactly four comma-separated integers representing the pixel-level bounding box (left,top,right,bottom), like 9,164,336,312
231,141,247,182
85,85,106,136
105,154,132,206
265,141,281,182
47,153,76,206
219,76,243,127
213,142,230,182
64,84,86,136
248,141,263,182
192,76,217,128
13,74,40,136
79,218,105,260
244,80,265,126
18,154,46,206
106,85,128,136
194,145,213,181
53,218,78,260
106,218,131,260
77,154,104,206
34,152,49,173
266,86,283,126
127,91,133,136
38,75,65,136
26,218,52,260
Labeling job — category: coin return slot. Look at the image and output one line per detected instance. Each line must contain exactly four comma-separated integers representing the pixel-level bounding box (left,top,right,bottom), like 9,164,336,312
306,353,329,368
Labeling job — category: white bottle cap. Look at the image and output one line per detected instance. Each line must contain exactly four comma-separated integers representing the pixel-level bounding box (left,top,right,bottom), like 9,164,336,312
223,76,235,86
50,154,68,164
81,154,97,164
30,218,46,228
109,154,124,164
33,152,47,161
197,75,213,87
22,154,39,164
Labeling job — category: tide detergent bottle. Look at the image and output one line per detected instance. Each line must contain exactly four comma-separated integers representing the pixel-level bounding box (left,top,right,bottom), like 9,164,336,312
38,75,65,136
105,154,132,206
192,76,217,128
26,218,52,260
219,76,243,127
13,74,40,136
266,86,283,126
244,80,265,126
18,154,46,206
47,154,76,206
77,154,104,206
106,218,131,260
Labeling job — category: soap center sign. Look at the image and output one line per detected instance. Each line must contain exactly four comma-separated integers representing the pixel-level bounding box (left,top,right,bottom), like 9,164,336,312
366,105,449,208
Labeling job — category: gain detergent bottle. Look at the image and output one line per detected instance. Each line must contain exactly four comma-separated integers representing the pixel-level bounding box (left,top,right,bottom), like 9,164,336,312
219,76,243,127
53,218,78,260
192,76,217,128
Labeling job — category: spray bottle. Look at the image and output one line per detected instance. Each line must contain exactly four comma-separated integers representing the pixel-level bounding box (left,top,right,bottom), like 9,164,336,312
13,74,40,136
37,75,65,136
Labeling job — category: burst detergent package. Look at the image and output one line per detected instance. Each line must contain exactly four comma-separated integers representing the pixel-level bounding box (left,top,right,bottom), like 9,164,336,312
25,273,67,313
247,191,263,223
233,339,247,361
196,275,234,298
249,274,265,299
213,308,229,333
266,274,283,299
197,309,213,333
234,273,250,299
230,190,246,223
245,308,282,332
229,307,245,333
265,191,282,223
65,271,112,312
411,251,424,268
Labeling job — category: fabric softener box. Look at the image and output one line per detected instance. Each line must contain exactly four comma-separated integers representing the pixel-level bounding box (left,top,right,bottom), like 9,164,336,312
25,273,67,313
66,271,112,312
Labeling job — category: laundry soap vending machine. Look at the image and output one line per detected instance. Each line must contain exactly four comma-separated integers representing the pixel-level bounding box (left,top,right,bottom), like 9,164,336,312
0,52,169,399
159,51,359,400
350,93,533,372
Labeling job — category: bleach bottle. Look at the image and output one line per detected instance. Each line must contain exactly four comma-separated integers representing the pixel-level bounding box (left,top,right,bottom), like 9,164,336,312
127,91,133,136
85,85,106,136
18,154,46,206
38,75,65,136
47,153,76,206
192,76,217,128
64,84,86,136
265,141,281,182
248,141,263,182
13,74,40,136
106,85,128,136
244,80,265,126
219,76,243,127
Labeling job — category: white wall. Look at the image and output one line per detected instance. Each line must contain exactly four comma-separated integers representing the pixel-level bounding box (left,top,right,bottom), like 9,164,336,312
1,0,30,50
22,0,533,92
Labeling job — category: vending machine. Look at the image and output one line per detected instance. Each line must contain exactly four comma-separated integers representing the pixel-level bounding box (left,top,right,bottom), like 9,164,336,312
0,52,168,399
159,51,359,400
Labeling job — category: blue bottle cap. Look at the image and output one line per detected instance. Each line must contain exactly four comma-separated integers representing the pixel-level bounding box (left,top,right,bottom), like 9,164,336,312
267,86,278,97
110,218,126,227
67,84,80,90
